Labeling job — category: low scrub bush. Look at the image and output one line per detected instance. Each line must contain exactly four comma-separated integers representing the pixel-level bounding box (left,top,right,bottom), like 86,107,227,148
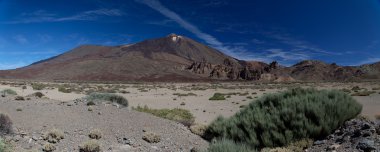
89,129,102,140
43,129,64,143
134,105,194,127
58,87,72,93
0,89,17,96
209,93,226,100
14,96,24,100
205,88,362,149
79,140,101,152
173,92,197,97
0,113,12,135
33,92,45,98
142,132,161,143
205,139,254,152
32,83,46,90
42,143,56,152
85,93,128,107
190,124,207,137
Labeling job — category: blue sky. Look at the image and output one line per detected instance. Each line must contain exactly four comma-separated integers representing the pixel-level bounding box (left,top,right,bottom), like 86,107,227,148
0,0,380,69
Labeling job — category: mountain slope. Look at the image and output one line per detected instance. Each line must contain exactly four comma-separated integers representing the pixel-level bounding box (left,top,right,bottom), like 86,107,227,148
0,34,379,82
0,34,241,81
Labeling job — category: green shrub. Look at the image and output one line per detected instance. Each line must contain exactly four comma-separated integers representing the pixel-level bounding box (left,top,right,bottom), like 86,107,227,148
0,89,17,95
0,137,5,152
209,93,226,100
32,83,46,90
134,105,194,127
205,139,254,152
0,113,12,134
205,88,362,149
58,87,71,93
173,92,197,97
85,93,128,107
0,137,11,152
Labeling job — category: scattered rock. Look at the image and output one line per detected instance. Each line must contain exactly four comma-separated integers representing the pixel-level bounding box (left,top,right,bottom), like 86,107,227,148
307,118,380,152
357,139,376,152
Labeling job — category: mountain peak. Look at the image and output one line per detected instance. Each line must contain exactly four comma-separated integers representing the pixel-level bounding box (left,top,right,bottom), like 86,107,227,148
167,33,182,42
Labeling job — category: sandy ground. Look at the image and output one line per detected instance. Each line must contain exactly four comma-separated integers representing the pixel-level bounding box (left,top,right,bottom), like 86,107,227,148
0,82,379,125
0,81,379,151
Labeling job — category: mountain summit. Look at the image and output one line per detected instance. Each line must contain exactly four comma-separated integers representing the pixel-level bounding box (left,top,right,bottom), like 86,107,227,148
0,34,379,82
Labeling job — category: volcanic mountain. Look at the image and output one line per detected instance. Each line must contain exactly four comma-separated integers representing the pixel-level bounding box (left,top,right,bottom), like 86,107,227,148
0,34,379,82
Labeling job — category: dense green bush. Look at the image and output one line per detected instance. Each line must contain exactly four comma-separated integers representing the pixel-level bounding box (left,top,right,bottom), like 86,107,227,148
209,93,226,100
134,105,194,127
205,139,255,152
85,93,128,107
205,88,362,149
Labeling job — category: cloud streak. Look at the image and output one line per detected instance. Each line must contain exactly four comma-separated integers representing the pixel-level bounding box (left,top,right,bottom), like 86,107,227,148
136,0,314,65
3,9,124,24
137,0,259,60
137,0,223,47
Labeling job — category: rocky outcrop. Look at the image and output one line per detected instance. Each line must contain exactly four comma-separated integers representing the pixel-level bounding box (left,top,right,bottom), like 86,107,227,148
307,118,380,152
187,60,280,81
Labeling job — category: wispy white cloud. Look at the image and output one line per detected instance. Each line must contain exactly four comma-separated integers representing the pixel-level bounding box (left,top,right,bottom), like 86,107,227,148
0,50,59,56
136,0,256,59
12,35,29,44
137,0,223,46
261,31,341,56
3,9,124,24
0,61,28,70
355,57,380,65
266,49,309,61
136,0,319,65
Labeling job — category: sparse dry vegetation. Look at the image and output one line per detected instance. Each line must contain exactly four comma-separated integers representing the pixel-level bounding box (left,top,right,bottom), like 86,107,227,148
190,124,207,137
89,129,102,140
142,132,161,143
85,93,128,107
351,90,376,96
32,83,46,90
79,140,101,152
43,129,64,143
134,105,195,127
42,143,56,152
